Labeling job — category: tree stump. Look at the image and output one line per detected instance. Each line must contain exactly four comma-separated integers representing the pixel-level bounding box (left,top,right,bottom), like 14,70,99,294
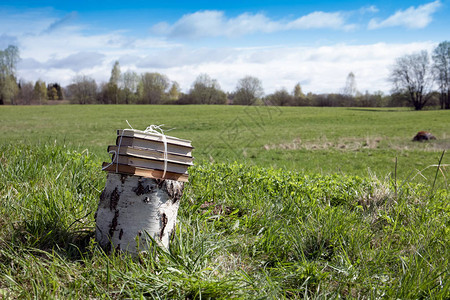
95,173,184,255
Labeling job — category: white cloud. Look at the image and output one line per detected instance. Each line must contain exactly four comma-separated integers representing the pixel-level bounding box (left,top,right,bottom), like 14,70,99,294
132,47,238,69
179,42,435,94
368,0,442,29
118,42,436,95
287,11,356,31
43,11,78,34
3,7,439,95
0,8,59,36
152,10,356,38
51,52,105,71
152,11,279,38
0,34,18,49
35,52,104,71
15,35,437,95
359,5,379,14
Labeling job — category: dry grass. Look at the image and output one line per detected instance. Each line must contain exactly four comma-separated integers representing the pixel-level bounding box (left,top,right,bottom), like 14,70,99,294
264,135,449,152
357,174,393,212
264,136,383,151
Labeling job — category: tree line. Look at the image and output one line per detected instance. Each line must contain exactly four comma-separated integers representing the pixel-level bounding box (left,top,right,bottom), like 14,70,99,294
1,41,449,110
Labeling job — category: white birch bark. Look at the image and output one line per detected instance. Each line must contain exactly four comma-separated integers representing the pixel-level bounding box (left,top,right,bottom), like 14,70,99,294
95,173,184,255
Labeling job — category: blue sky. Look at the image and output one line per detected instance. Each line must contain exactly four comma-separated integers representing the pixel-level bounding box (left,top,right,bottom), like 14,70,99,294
0,0,448,93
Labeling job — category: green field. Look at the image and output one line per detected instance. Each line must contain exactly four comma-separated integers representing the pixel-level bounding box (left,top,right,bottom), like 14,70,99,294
0,105,449,298
1,105,449,181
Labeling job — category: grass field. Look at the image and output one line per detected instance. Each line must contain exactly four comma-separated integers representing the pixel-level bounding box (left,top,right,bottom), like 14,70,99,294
0,105,449,181
0,105,449,298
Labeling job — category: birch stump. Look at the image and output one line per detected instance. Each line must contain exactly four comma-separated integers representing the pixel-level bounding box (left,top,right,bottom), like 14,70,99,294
95,173,184,255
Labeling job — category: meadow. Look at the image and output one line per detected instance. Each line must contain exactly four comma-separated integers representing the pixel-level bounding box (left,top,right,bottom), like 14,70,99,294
0,105,449,298
1,105,449,181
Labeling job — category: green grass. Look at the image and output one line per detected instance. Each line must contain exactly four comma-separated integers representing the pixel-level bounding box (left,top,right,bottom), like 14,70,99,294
0,105,449,182
0,143,448,298
0,105,449,298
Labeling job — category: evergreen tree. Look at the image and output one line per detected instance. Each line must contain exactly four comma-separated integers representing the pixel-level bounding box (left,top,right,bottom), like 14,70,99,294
34,80,47,104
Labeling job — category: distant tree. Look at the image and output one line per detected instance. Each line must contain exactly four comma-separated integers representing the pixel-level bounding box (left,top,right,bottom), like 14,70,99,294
292,82,308,105
293,83,305,98
33,80,47,104
108,61,121,104
121,70,139,104
390,51,432,110
233,76,264,105
47,83,64,100
168,81,181,101
432,41,450,109
17,79,34,105
0,45,20,105
343,72,358,97
96,82,110,104
139,72,170,104
110,61,121,85
47,84,58,100
67,75,97,104
306,93,353,107
189,74,226,104
266,88,293,106
387,92,409,107
49,87,58,100
358,90,385,107
57,84,64,100
0,75,18,105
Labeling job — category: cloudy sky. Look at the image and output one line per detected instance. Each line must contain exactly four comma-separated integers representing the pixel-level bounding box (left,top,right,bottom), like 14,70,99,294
1,0,448,94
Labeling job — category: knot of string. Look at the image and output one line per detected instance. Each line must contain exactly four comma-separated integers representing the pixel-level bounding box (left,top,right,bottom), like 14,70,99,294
143,124,168,179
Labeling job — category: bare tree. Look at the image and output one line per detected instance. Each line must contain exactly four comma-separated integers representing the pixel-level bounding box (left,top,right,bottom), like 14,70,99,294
390,51,432,110
67,75,98,104
432,41,450,109
121,70,139,104
233,76,264,105
189,73,226,104
17,79,34,105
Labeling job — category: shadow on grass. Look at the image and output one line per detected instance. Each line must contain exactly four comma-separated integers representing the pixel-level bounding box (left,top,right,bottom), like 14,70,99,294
7,215,96,261
346,108,410,113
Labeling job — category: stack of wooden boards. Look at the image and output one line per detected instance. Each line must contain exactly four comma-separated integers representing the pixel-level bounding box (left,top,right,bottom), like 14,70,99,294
102,129,193,182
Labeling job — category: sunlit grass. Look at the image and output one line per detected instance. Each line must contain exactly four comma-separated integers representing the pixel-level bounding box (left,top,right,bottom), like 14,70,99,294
0,143,448,298
0,105,449,181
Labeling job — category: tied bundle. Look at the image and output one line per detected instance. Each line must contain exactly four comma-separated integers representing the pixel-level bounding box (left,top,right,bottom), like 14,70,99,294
102,122,193,182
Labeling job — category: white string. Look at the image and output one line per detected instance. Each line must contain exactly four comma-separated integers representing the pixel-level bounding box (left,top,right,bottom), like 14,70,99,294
143,125,168,178
125,120,134,130
101,149,117,171
101,127,130,172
